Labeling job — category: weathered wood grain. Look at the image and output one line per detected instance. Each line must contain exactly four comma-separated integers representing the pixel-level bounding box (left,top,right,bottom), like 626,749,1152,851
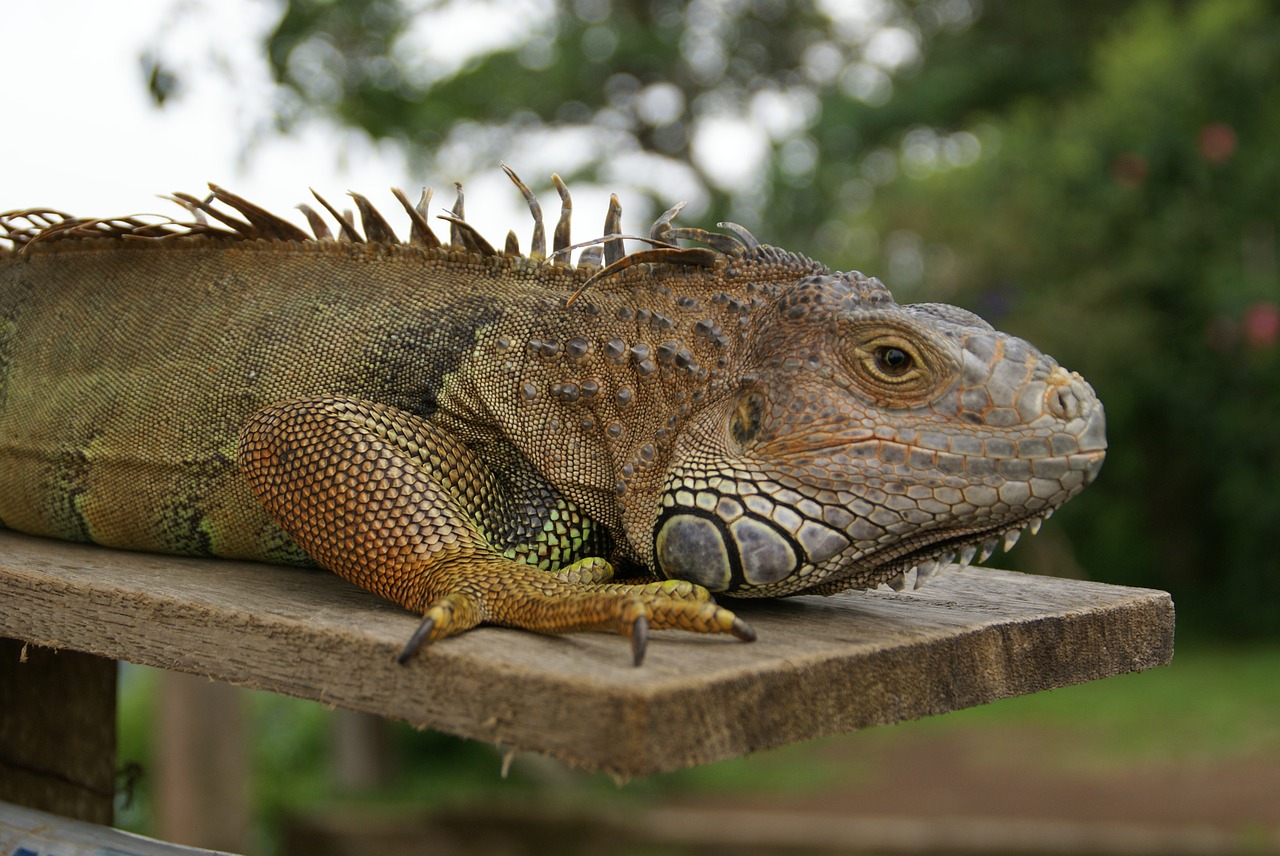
0,639,116,823
0,530,1174,777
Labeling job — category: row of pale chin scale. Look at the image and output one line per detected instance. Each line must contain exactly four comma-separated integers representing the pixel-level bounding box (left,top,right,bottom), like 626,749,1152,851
883,506,1055,592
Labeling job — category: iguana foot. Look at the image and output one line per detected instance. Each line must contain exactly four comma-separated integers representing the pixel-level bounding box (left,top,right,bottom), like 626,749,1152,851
394,559,753,666
239,396,756,665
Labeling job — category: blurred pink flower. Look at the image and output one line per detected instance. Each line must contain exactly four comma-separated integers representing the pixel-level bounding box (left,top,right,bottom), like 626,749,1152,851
1243,301,1280,349
1198,122,1237,165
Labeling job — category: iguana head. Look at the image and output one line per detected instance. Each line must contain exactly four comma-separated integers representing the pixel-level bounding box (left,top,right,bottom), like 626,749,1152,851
653,265,1106,596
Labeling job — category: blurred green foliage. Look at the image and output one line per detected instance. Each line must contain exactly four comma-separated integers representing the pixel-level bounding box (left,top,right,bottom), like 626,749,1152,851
148,0,1280,635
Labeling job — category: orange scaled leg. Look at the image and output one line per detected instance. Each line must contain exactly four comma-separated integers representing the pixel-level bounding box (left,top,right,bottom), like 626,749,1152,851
238,396,754,665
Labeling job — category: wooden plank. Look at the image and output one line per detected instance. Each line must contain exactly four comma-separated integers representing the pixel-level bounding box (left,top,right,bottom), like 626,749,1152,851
0,637,116,823
0,530,1174,777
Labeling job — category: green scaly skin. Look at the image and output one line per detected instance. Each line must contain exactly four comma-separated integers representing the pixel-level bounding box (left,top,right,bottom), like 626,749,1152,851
0,174,1106,664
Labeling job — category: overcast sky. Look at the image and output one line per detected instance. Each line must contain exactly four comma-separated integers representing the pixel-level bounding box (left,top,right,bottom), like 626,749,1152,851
4,1,914,250
2,1,595,243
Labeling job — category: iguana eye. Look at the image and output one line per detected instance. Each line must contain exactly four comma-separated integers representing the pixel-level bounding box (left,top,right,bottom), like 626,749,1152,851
844,324,954,402
860,336,924,385
875,346,913,375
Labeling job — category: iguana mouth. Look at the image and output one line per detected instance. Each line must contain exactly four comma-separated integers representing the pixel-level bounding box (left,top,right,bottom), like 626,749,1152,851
865,439,1107,593
864,508,1055,593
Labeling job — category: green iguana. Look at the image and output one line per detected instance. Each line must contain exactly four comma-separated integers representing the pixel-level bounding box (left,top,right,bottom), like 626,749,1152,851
0,169,1106,664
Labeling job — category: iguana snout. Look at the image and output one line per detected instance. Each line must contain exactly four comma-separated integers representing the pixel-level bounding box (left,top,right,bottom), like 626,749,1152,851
652,272,1106,597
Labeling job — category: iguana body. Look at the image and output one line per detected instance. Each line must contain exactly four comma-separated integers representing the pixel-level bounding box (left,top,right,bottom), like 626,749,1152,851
0,173,1106,663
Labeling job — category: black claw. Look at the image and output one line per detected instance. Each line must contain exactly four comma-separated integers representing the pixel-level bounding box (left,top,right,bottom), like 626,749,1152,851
630,614,650,667
397,615,436,664
731,617,757,643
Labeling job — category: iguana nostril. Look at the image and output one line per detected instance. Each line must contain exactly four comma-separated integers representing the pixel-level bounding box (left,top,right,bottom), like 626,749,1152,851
1044,368,1098,422
1047,386,1068,419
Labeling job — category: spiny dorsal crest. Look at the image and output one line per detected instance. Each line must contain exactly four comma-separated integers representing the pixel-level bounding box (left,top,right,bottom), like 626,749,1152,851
0,167,828,297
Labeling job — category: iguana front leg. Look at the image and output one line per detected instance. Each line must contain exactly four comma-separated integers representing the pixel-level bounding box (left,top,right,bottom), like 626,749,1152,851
237,396,753,664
